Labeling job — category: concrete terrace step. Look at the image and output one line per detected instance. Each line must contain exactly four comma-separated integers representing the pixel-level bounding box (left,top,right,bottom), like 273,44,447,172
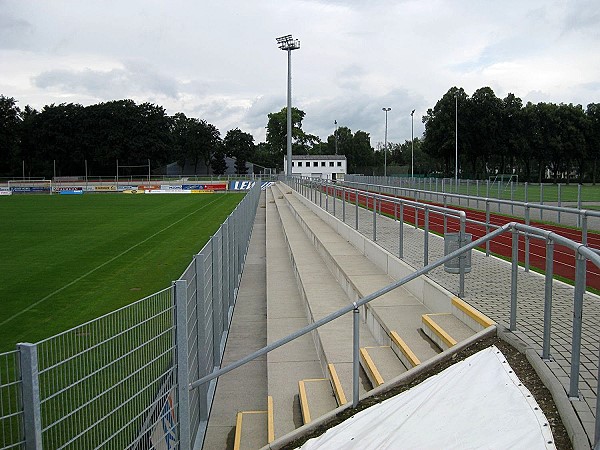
422,313,475,350
265,188,324,439
273,183,441,365
233,397,273,450
298,378,338,425
270,184,378,403
359,346,407,388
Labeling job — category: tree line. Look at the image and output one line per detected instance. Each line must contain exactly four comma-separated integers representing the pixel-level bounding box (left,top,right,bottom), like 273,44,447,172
2,88,599,182
422,87,600,183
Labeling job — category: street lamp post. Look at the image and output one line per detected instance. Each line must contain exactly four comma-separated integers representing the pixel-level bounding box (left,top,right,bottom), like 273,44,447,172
334,120,338,155
410,109,415,179
276,34,300,177
382,107,391,177
455,94,458,190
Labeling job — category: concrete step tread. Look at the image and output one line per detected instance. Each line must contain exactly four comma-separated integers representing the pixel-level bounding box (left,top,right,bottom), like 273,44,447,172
233,403,273,450
360,346,407,388
422,313,476,351
299,378,338,425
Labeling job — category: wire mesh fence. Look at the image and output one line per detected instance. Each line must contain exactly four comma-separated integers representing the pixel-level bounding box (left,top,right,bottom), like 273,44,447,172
0,350,24,450
0,182,261,449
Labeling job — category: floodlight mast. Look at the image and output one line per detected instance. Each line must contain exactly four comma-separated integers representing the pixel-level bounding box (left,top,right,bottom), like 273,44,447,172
277,34,300,177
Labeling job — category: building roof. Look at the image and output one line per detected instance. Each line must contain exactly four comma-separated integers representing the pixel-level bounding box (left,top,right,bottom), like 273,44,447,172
291,154,347,160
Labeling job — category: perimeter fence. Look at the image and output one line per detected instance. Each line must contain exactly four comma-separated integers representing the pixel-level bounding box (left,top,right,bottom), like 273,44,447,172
0,182,261,449
347,175,600,209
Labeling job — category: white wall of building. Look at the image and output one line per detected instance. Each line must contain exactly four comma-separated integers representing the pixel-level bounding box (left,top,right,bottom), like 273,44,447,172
287,155,347,180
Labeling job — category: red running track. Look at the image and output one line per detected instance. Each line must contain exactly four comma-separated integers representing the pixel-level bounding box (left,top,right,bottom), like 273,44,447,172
325,187,600,291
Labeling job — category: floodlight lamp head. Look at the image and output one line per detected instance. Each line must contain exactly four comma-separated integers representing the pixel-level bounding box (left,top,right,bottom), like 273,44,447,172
411,109,415,116
382,107,391,112
276,34,300,50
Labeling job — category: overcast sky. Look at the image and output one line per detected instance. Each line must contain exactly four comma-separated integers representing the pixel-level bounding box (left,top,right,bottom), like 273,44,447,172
1,0,599,146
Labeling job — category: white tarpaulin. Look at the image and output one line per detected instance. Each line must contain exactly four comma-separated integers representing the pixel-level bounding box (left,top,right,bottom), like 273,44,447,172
299,346,555,449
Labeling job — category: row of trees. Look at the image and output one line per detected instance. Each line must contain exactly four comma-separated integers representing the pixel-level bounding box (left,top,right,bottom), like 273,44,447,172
422,87,600,183
0,96,257,178
3,88,599,182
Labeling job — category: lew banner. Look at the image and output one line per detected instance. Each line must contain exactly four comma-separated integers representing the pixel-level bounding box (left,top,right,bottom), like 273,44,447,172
229,181,274,191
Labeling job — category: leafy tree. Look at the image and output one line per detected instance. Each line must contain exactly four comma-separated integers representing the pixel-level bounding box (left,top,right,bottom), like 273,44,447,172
224,128,255,174
211,146,228,175
0,95,21,176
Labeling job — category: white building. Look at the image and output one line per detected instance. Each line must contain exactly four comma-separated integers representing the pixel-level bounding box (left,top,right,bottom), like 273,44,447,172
287,155,347,180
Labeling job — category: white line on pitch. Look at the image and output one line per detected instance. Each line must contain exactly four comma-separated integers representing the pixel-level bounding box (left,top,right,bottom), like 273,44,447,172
1,196,223,327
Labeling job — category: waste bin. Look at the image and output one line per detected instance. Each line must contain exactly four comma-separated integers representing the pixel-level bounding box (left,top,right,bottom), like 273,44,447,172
444,232,472,274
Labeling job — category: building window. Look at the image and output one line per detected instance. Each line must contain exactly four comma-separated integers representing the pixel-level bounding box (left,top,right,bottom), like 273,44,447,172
298,161,302,167
329,161,334,167
337,161,342,167
292,161,295,167
313,161,318,167
321,161,325,167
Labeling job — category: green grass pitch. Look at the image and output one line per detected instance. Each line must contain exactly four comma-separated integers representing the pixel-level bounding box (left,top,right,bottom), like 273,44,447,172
0,192,244,352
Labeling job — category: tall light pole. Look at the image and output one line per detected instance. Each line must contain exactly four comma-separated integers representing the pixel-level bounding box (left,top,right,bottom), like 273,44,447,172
276,34,300,177
455,94,458,189
382,107,391,177
410,109,415,179
334,120,338,155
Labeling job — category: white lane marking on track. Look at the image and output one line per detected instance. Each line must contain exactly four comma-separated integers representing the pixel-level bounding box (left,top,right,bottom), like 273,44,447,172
1,196,223,327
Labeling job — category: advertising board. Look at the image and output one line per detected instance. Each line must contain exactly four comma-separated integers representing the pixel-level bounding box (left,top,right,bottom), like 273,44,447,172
229,181,274,191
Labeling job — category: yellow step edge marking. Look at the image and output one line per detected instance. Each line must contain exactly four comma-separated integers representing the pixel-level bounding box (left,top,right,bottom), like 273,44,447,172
422,314,457,348
267,396,274,443
234,410,269,450
298,380,311,424
233,412,243,450
452,297,495,328
328,363,347,405
390,331,421,367
360,347,385,386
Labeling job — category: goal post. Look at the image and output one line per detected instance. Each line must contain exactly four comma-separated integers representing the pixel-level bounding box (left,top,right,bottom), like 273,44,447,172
8,179,52,194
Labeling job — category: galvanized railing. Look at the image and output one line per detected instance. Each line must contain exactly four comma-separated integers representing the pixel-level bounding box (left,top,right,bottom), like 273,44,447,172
342,177,600,230
190,179,600,449
0,182,261,449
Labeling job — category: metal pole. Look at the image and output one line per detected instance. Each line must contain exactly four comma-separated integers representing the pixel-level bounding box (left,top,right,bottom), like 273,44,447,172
352,306,360,408
342,187,346,222
18,343,43,449
399,203,404,258
485,201,491,256
558,183,562,223
459,216,466,297
424,207,429,267
569,253,585,399
286,49,293,176
577,184,582,228
383,108,391,177
524,206,530,272
373,195,377,241
510,228,519,331
411,109,415,179
174,280,191,449
355,188,359,230
455,94,458,188
542,240,554,360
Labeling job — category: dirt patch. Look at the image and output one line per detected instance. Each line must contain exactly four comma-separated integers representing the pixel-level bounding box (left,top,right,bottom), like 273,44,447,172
281,336,572,449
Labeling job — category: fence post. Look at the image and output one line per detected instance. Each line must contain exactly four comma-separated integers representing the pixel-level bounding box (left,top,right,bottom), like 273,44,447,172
424,207,429,267
524,206,530,272
577,184,582,228
18,343,43,450
333,185,336,216
342,187,346,222
355,189,359,230
194,254,208,421
569,253,586,399
372,195,377,241
174,279,191,450
399,203,404,259
443,195,447,234
485,201,491,256
525,182,528,203
459,217,466,297
222,221,231,325
542,240,554,360
510,228,518,331
212,232,223,365
540,184,544,221
352,306,360,408
558,184,562,224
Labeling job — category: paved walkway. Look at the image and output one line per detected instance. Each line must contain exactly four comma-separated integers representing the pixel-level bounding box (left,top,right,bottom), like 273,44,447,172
298,182,599,446
203,192,268,449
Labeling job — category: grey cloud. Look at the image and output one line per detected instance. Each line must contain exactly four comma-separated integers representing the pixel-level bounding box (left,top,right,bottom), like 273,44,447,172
33,61,180,99
563,0,600,36
0,12,33,49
